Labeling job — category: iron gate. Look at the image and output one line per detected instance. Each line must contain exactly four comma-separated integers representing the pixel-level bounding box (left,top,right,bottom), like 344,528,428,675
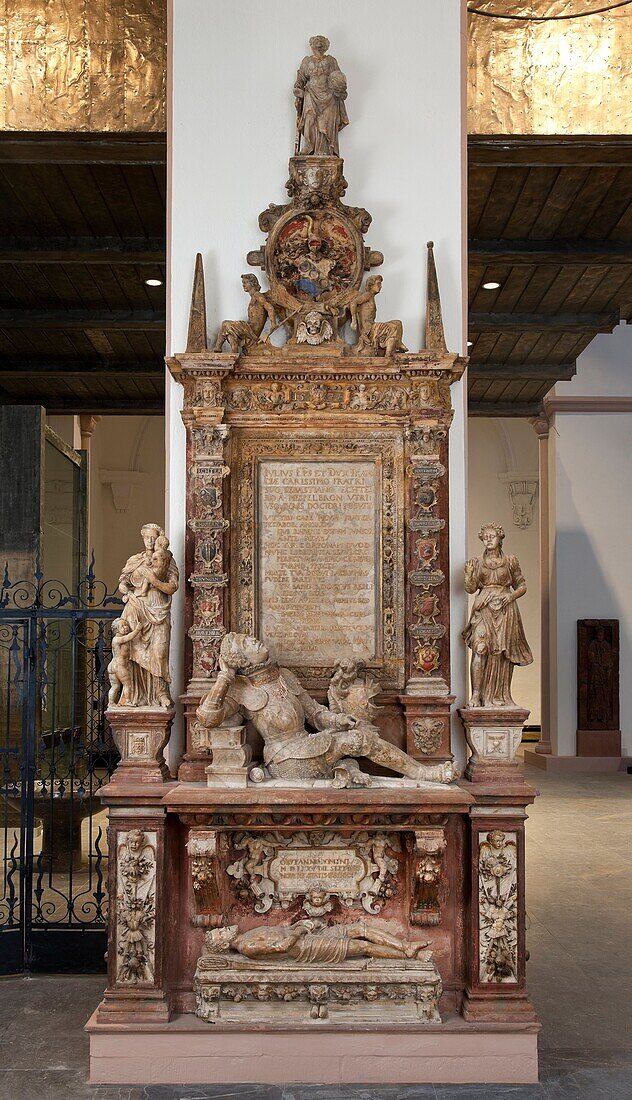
0,560,122,973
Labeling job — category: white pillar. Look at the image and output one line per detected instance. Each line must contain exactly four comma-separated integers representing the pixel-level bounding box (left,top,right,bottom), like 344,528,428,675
168,1,468,761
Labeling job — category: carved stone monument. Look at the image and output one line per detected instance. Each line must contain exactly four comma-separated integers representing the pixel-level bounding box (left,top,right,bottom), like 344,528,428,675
88,38,539,1087
577,618,621,756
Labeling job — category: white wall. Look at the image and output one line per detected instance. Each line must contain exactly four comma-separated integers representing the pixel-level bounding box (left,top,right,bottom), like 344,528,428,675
89,416,166,593
169,1,468,752
550,322,632,756
467,419,540,723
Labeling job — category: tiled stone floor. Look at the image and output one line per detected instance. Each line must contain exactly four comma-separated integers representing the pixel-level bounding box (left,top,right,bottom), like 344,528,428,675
1,764,630,1100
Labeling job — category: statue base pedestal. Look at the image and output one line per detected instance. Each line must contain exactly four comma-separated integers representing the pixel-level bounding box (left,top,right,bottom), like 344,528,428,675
106,706,175,785
458,707,529,785
86,1011,539,1084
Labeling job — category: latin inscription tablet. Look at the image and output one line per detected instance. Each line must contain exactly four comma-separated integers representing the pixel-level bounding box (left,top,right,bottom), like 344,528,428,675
258,459,377,664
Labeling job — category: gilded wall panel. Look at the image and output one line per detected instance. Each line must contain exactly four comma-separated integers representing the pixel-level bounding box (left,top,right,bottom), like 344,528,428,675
468,2,632,135
0,0,166,131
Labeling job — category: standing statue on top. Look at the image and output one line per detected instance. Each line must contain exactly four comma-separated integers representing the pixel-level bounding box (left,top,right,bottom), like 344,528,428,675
294,36,348,156
463,523,533,708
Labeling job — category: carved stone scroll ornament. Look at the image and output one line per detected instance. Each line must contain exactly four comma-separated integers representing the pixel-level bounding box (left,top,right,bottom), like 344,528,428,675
410,824,447,927
194,921,442,1023
116,830,156,983
226,830,400,916
463,523,533,708
196,632,457,786
478,830,518,984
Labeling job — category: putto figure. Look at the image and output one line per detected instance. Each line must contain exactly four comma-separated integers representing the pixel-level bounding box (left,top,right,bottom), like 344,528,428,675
463,523,533,707
294,36,348,156
197,632,456,786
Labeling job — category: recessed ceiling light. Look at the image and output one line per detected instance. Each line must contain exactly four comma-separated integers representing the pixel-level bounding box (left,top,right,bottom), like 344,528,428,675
482,281,501,290
145,277,163,287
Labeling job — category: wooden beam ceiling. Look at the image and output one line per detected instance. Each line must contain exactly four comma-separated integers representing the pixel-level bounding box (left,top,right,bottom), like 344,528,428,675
1,132,631,419
468,135,632,416
0,132,167,415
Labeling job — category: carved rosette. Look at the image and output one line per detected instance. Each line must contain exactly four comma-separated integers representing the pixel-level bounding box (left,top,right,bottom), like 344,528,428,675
115,830,157,984
478,830,518,984
184,410,231,680
406,422,451,692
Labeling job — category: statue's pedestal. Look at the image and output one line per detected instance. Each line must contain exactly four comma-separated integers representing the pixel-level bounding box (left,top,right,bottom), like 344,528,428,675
458,706,529,785
106,706,175,785
87,778,539,1084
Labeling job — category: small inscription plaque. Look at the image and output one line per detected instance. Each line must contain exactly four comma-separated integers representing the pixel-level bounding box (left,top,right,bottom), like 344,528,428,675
270,847,366,895
258,459,378,664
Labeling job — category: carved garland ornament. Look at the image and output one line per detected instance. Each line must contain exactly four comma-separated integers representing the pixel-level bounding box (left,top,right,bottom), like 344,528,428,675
115,829,157,984
478,830,518,984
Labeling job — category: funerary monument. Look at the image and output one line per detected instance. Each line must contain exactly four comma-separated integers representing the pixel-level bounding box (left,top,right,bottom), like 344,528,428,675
88,37,539,1085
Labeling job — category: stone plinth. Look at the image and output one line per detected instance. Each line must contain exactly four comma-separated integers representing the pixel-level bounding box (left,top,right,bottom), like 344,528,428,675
194,953,442,1024
106,706,175,785
87,1013,539,1084
458,707,529,784
203,723,251,787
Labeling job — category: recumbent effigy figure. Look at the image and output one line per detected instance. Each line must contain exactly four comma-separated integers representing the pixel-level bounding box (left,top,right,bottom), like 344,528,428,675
204,920,430,964
196,632,456,786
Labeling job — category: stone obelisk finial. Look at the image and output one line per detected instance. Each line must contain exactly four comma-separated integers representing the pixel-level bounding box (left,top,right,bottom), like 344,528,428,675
425,241,447,353
186,253,208,352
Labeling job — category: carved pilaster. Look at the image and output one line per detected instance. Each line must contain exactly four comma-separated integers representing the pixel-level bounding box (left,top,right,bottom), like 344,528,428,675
95,807,172,1023
185,417,231,684
463,807,537,1023
405,419,450,693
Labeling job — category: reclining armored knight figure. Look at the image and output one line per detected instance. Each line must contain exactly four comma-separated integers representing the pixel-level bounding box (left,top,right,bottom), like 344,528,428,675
196,632,457,786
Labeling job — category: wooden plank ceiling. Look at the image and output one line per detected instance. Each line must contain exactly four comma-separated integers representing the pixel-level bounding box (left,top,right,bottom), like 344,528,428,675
469,136,632,416
0,133,631,417
0,133,166,414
